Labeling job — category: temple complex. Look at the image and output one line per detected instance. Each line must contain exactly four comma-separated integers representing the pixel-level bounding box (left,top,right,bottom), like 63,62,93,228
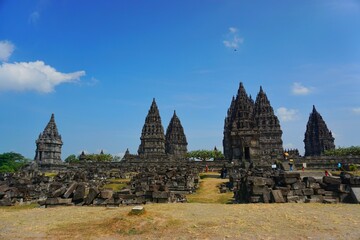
138,98,166,158
304,105,335,156
34,114,63,164
165,111,188,159
223,83,283,164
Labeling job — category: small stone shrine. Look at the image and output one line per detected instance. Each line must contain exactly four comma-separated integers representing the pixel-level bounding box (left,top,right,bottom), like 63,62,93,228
304,105,335,156
165,111,188,159
34,114,63,164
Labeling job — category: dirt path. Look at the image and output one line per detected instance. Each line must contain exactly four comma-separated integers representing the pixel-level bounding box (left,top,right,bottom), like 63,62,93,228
187,172,233,204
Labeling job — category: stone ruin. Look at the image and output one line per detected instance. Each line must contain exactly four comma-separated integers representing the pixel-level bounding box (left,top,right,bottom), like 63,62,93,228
227,167,360,204
223,83,283,166
0,165,199,207
304,105,335,156
123,98,188,163
34,114,63,165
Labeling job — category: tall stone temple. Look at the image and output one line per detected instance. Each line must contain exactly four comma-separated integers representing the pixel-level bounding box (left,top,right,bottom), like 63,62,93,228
223,83,283,164
136,98,187,161
138,98,166,158
34,114,63,164
304,105,335,156
165,111,188,159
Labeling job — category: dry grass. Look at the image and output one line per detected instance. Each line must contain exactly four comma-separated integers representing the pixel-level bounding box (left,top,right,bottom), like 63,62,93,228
0,204,359,239
102,178,130,191
187,172,233,204
1,174,359,239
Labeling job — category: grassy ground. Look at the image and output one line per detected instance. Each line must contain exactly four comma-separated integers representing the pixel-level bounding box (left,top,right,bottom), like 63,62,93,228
1,173,359,239
0,203,359,239
187,172,233,204
102,178,130,191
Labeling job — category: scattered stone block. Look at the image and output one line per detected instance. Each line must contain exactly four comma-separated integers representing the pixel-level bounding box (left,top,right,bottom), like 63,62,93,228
350,187,360,203
271,190,285,203
0,198,12,206
130,206,145,215
287,196,300,203
252,177,266,186
45,198,59,205
63,182,78,198
85,187,100,205
302,188,314,196
152,191,169,199
100,189,113,199
323,176,342,185
73,183,85,202
51,186,66,198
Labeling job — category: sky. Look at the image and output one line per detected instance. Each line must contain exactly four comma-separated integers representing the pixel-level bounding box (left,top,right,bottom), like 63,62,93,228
0,0,359,159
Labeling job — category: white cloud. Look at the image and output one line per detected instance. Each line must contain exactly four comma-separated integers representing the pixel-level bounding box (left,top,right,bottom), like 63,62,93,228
29,11,40,24
0,40,15,62
223,27,244,49
229,27,238,33
0,61,85,93
352,107,360,114
291,82,312,95
0,40,85,93
276,107,299,122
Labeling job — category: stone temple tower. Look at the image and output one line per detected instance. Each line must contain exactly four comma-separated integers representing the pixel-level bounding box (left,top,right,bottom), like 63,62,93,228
223,83,283,164
138,98,166,158
34,114,63,164
304,105,335,156
254,86,283,158
223,82,259,161
165,111,188,159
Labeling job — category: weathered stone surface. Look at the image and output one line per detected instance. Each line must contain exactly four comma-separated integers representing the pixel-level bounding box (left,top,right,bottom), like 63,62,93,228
350,187,360,203
85,187,100,205
51,186,66,198
57,198,73,205
0,198,12,206
131,206,145,215
34,114,63,164
271,190,285,203
152,191,169,199
73,183,85,201
284,172,301,179
252,177,266,186
137,99,166,158
304,106,335,156
287,196,300,203
323,176,342,185
284,177,298,185
252,185,267,195
302,188,314,196
63,182,78,198
100,189,113,199
45,198,59,205
223,83,283,163
165,111,188,159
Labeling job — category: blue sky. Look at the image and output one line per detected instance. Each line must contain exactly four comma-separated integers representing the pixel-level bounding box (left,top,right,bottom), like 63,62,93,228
0,0,359,159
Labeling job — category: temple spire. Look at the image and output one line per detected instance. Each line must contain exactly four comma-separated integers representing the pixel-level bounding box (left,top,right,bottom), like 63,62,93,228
138,99,166,158
165,110,188,159
34,114,63,164
304,106,335,156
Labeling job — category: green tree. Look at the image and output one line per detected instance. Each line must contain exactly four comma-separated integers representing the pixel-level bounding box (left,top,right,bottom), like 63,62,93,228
0,152,29,173
324,146,360,156
64,154,79,163
187,149,224,161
